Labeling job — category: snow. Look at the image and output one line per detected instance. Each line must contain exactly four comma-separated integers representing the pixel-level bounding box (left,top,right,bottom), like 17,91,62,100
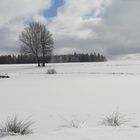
0,60,140,139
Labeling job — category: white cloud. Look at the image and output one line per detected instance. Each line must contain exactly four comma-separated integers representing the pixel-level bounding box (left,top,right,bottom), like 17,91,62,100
47,0,112,55
49,0,111,39
0,0,52,54
0,0,51,26
48,0,140,59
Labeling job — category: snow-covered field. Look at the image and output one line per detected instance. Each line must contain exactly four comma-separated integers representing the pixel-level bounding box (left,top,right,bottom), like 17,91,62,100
0,60,140,140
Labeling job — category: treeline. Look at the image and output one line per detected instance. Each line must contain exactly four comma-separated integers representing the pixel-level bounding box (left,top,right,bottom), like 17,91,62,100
0,53,107,64
51,53,107,63
0,55,36,64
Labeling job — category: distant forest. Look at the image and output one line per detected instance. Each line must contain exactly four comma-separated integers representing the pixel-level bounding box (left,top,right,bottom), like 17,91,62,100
0,53,107,64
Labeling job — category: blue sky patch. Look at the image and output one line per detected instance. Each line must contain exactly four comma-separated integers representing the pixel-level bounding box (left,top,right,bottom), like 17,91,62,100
44,0,64,18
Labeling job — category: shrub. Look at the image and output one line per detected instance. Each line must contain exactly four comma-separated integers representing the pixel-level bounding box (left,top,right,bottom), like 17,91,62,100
60,116,87,128
100,112,128,127
0,116,34,135
0,73,10,78
47,68,56,74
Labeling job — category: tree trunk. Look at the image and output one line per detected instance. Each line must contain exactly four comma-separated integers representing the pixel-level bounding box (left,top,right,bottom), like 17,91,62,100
42,47,45,67
38,62,41,67
36,55,40,67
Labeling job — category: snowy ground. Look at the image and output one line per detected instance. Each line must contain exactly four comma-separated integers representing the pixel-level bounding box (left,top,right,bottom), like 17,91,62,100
0,60,140,140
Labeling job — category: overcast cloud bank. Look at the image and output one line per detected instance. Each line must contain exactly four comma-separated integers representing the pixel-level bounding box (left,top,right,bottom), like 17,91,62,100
0,0,140,59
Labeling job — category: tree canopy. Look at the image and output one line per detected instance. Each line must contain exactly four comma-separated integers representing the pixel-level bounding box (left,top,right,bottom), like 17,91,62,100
19,22,54,67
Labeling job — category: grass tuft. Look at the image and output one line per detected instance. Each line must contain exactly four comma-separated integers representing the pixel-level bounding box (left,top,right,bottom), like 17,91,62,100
100,112,128,127
1,116,34,135
60,115,87,128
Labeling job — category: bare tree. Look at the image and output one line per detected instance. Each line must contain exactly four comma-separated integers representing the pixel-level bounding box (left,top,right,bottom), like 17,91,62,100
40,24,54,66
19,22,54,67
19,22,41,66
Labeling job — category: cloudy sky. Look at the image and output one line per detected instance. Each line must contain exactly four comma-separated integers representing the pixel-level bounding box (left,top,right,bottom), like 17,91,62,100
0,0,140,59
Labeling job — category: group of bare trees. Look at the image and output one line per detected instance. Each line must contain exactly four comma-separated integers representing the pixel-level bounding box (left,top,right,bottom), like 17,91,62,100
19,22,54,67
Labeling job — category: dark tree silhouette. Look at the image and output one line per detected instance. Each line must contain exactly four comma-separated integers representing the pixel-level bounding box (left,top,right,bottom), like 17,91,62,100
19,22,54,67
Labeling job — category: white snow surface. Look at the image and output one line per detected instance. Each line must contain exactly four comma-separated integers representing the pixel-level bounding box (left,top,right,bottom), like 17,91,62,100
0,60,140,139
